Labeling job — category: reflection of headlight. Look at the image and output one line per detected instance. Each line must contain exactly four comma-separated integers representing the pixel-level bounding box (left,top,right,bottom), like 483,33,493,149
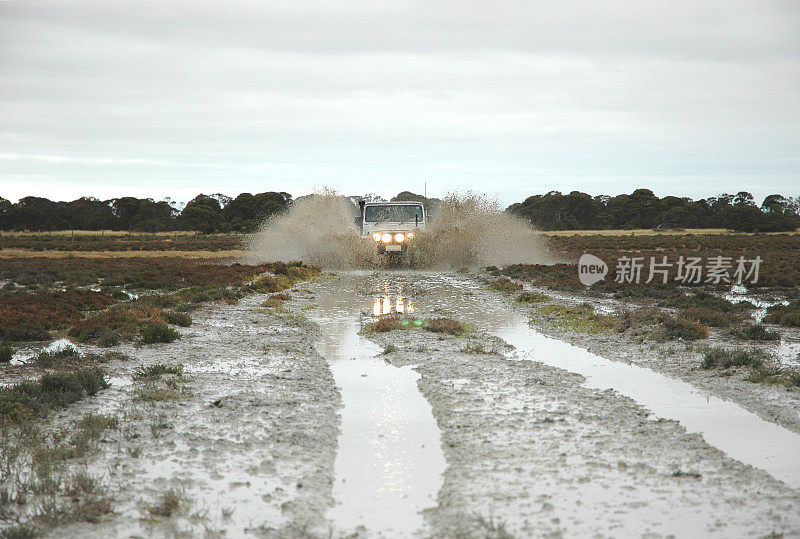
372,233,381,242
381,233,393,243
394,233,405,243
407,232,414,239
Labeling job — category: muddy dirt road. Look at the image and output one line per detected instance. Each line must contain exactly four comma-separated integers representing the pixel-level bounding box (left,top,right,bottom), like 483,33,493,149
305,271,800,537
42,270,800,537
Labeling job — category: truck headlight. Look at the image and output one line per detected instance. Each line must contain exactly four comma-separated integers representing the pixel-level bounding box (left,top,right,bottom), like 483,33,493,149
372,233,381,242
407,232,414,239
394,233,405,243
381,233,393,243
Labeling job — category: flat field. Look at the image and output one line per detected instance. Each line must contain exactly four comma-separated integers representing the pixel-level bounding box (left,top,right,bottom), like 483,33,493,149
1,231,799,537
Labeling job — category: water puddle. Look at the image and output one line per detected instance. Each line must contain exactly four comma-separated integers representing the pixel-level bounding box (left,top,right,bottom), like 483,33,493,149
312,275,445,535
355,271,800,490
316,275,446,536
495,317,800,489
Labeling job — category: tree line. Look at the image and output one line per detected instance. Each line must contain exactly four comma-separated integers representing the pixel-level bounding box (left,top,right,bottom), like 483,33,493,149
0,192,291,233
2,189,798,233
507,189,800,232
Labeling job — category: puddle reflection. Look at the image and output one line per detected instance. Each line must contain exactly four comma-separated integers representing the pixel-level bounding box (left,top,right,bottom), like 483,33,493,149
371,283,415,317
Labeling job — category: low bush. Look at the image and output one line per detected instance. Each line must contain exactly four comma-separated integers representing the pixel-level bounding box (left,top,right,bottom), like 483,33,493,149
660,290,745,313
133,363,184,381
140,322,180,344
262,293,290,309
0,289,114,340
35,346,80,367
362,316,465,335
730,323,781,341
488,277,523,293
0,342,13,363
426,318,467,336
515,291,549,304
148,489,184,517
0,324,52,342
764,300,800,327
373,317,403,332
0,368,108,425
98,331,121,347
500,264,583,291
659,315,709,341
680,307,737,328
538,303,618,334
701,347,766,369
617,308,708,340
163,311,192,327
68,304,167,343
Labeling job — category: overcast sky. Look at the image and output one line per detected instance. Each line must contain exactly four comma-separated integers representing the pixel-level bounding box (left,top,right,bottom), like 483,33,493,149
1,1,798,206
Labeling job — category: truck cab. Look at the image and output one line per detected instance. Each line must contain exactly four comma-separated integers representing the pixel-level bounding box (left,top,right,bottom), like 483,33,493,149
357,200,426,254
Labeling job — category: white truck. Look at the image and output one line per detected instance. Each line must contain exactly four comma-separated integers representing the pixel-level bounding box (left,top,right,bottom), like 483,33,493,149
355,199,426,255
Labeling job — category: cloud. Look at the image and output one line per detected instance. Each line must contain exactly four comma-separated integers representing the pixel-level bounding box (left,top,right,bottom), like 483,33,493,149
0,0,798,205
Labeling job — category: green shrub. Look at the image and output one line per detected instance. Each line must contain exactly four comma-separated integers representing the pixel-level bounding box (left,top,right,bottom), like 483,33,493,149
488,278,523,293
701,347,767,370
680,307,737,328
425,318,467,336
0,342,13,363
730,323,781,341
660,291,745,313
35,346,80,367
98,331,121,347
0,324,51,342
140,322,180,344
133,363,184,381
538,303,618,334
163,311,191,327
0,368,108,425
515,291,549,304
659,315,709,341
764,300,800,327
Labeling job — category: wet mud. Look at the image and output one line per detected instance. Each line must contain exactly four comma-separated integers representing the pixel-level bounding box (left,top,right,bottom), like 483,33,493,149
348,271,800,536
45,292,340,538
14,269,800,537
511,278,800,438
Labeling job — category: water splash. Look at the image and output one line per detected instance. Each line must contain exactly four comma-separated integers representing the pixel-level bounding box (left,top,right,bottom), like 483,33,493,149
243,190,551,269
242,189,374,267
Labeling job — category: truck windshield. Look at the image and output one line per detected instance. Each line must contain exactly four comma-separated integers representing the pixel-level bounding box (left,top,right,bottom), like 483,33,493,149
364,204,424,223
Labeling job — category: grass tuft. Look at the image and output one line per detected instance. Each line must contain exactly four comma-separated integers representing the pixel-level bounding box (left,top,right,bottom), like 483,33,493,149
515,291,549,304
133,363,184,381
0,369,108,426
148,489,184,518
730,323,781,341
140,322,180,344
0,342,14,363
701,346,767,370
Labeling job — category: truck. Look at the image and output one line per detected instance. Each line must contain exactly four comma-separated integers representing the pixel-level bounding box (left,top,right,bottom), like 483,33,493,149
355,199,426,255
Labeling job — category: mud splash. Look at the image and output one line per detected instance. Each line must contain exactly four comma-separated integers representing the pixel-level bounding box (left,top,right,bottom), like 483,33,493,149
243,191,550,269
415,192,551,269
242,190,373,267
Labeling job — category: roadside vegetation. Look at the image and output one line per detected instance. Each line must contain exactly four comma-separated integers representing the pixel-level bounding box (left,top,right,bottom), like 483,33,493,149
362,316,469,337
765,300,800,327
0,258,319,346
534,303,618,335
0,358,114,536
499,233,800,289
701,346,800,388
